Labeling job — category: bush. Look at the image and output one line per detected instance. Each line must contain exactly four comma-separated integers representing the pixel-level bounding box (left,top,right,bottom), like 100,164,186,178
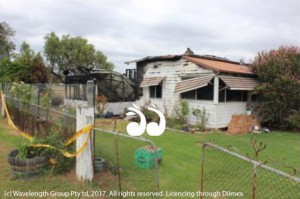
10,82,35,104
251,46,300,129
285,110,300,130
192,107,208,131
51,95,64,107
32,127,75,174
173,100,190,124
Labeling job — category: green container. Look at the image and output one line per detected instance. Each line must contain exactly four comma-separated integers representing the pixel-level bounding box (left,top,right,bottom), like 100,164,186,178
135,146,163,169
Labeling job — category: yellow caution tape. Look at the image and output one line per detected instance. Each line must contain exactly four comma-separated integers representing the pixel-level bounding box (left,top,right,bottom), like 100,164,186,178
1,91,33,141
0,91,93,158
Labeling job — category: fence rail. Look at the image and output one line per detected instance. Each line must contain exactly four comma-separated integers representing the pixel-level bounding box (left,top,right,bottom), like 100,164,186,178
200,142,300,199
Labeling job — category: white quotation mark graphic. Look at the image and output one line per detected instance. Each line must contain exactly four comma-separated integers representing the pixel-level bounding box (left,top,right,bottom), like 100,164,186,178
126,104,166,136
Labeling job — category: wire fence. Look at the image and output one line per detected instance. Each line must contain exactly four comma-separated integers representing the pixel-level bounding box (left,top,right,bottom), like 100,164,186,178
94,127,160,199
0,83,76,140
200,142,300,199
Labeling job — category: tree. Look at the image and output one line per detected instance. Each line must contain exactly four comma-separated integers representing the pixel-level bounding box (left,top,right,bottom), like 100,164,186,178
44,32,114,80
0,42,48,83
251,46,300,129
0,22,15,59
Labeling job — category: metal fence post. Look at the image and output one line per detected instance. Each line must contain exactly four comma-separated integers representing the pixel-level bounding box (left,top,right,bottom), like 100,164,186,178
252,163,258,199
114,133,122,199
200,144,206,199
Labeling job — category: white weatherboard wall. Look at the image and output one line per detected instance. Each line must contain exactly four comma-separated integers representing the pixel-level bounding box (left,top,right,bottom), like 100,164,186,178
187,101,248,128
139,59,213,116
139,59,250,129
76,106,94,181
215,102,248,128
186,100,216,128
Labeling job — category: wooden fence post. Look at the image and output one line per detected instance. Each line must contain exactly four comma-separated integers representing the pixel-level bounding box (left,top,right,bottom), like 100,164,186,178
1,93,6,118
76,81,95,181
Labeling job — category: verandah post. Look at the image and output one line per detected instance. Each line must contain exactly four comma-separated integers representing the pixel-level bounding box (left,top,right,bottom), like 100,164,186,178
213,76,219,104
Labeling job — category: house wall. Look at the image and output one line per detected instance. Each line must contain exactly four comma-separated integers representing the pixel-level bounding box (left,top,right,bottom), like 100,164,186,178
186,101,248,129
139,59,214,116
215,102,248,128
186,100,217,128
138,59,250,129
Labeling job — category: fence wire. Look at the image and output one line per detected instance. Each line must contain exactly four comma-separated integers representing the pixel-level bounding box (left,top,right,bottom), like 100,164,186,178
201,142,300,199
1,83,76,140
94,128,159,199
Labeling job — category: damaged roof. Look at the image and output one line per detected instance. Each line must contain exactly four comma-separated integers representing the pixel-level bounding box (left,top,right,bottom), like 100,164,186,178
126,48,255,75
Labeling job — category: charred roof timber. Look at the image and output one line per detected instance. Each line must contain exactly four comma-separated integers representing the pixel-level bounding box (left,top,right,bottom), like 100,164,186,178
65,69,137,102
125,48,242,65
184,48,194,55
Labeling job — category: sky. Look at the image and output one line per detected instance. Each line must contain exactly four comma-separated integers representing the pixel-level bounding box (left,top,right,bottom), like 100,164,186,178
1,0,300,72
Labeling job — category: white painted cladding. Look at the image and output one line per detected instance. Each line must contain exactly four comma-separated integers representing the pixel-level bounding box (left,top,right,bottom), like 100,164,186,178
141,60,213,116
139,59,248,129
187,101,248,128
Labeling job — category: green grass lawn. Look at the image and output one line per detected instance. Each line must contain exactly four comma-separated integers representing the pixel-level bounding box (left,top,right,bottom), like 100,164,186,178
1,118,300,199
95,119,300,198
0,119,107,199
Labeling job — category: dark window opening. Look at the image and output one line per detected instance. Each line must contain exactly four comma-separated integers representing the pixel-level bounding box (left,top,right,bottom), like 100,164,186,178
181,90,196,99
181,84,213,100
149,84,162,98
197,84,213,100
227,90,248,102
219,79,248,102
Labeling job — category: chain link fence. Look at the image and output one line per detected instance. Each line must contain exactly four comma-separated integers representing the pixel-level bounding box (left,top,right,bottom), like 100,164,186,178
94,127,160,199
200,142,300,199
0,83,76,140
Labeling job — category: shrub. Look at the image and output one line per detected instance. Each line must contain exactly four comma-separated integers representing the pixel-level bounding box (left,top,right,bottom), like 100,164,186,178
51,95,64,107
251,46,300,129
173,100,190,124
32,127,75,174
192,107,209,132
285,110,300,130
10,82,35,104
95,95,108,115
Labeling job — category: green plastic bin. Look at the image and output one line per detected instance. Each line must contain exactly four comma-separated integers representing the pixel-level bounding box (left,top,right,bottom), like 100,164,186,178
135,146,163,169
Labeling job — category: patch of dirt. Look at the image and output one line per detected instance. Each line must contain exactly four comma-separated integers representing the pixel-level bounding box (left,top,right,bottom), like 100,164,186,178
95,118,129,133
0,144,11,153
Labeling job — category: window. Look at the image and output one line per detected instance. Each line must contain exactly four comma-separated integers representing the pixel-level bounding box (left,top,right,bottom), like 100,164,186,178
181,89,196,99
227,90,248,102
149,84,162,98
197,84,213,100
219,79,248,102
181,84,213,100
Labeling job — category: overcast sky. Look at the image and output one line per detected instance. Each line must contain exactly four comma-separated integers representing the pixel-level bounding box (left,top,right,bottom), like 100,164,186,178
1,0,300,72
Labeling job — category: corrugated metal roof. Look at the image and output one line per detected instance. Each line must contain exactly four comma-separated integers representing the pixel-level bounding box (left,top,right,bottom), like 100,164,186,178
174,75,214,93
184,56,254,75
220,76,258,90
140,77,165,87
